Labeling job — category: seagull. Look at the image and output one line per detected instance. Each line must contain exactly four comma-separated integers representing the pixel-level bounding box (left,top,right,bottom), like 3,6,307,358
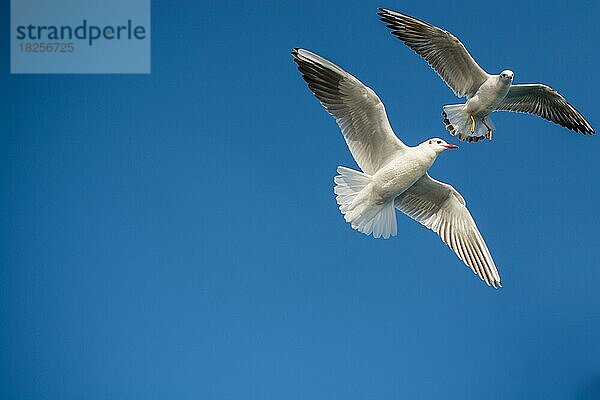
292,48,501,288
378,8,594,142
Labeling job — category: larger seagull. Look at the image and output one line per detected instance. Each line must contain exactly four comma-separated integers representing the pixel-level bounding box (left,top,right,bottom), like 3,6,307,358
378,8,594,142
292,48,501,287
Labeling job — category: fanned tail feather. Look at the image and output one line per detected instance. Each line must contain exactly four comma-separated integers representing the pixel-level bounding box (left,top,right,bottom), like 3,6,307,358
442,104,495,142
334,166,397,239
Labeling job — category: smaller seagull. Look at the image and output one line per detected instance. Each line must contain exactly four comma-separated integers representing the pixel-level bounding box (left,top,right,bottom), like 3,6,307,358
378,8,594,142
292,48,501,288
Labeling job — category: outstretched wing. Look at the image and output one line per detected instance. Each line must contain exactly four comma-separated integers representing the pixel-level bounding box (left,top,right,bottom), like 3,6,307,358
378,8,489,98
497,84,594,134
292,48,406,175
395,174,501,288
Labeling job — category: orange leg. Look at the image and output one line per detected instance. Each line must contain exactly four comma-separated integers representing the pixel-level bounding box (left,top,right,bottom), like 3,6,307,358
470,115,475,133
481,118,493,140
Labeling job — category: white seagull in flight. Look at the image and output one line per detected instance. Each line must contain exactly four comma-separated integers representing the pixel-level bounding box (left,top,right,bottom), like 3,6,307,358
292,48,501,288
378,8,594,142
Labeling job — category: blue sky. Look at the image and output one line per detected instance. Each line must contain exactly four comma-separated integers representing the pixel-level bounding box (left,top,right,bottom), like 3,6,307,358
1,1,599,399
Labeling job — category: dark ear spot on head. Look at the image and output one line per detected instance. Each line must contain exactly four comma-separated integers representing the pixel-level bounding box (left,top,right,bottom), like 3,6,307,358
428,140,432,144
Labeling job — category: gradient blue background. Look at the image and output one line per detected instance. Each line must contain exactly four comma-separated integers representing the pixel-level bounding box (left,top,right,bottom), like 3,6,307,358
1,1,599,399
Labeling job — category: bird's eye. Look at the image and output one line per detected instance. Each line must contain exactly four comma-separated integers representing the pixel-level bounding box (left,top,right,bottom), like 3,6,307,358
437,140,441,144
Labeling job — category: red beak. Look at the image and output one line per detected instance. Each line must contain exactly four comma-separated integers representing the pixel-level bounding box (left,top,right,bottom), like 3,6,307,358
444,144,459,149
